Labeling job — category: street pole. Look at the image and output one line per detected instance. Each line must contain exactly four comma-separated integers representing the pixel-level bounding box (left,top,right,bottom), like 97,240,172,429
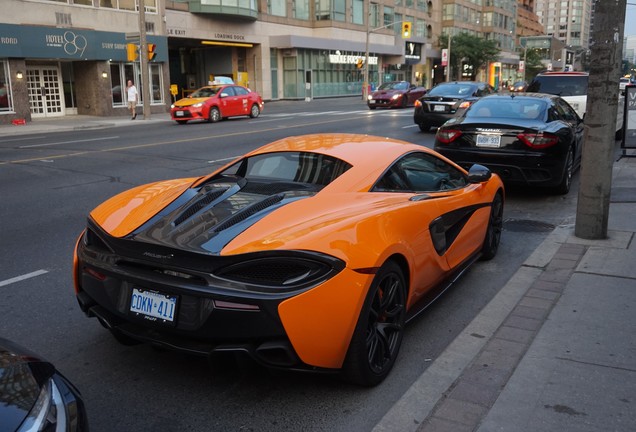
574,0,626,239
138,0,150,120
523,46,527,82
446,34,451,82
363,4,370,101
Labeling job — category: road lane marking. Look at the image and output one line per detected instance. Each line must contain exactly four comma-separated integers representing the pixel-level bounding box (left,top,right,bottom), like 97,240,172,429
0,269,49,287
18,136,120,148
1,113,411,165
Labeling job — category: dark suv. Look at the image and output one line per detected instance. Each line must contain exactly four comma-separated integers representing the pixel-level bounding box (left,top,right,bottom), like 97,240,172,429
413,81,495,132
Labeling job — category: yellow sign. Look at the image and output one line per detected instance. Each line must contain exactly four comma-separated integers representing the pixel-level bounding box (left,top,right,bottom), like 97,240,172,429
170,84,178,96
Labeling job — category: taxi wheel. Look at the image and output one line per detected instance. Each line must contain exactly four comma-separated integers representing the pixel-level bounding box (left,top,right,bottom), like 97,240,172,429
209,107,221,123
342,260,406,386
250,104,261,118
176,120,187,125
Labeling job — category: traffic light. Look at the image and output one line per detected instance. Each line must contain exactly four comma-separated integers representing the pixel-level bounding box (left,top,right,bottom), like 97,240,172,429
147,43,156,61
126,43,138,61
402,21,412,39
356,58,364,69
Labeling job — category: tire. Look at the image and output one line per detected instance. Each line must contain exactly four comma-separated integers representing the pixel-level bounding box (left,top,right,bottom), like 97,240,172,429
418,123,431,132
176,120,187,125
554,146,574,195
368,106,376,110
342,260,406,386
208,107,221,123
480,192,503,260
401,96,408,108
250,104,261,118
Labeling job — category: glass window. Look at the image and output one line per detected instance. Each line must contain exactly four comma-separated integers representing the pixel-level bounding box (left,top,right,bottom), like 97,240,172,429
352,0,364,24
0,61,12,112
269,0,286,16
333,0,346,21
109,62,163,106
383,6,394,27
374,152,467,192
293,0,309,19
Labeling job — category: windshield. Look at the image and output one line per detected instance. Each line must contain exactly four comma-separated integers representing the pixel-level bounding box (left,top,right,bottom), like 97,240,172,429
466,98,547,120
378,82,409,90
428,83,477,97
191,87,222,98
527,75,588,96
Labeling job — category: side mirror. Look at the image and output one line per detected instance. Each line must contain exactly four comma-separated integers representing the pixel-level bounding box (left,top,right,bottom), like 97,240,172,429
467,164,492,183
220,92,228,98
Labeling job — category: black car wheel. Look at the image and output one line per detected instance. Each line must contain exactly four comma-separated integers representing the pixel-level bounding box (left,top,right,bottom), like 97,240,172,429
176,120,187,125
343,260,406,386
369,105,377,110
481,192,503,260
554,146,574,195
250,104,261,118
209,107,221,123
418,123,431,132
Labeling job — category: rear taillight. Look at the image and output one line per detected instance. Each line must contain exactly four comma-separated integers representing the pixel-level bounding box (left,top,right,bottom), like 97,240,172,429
436,129,462,144
517,132,559,149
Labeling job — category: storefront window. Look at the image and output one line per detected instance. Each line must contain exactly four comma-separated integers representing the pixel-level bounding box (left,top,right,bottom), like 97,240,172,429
0,61,12,112
61,63,76,109
109,62,163,106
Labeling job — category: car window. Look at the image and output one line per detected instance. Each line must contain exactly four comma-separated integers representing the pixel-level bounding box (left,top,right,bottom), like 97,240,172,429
220,152,352,187
554,98,579,122
191,87,220,98
234,86,249,96
374,152,467,192
222,86,236,97
466,98,547,120
527,75,588,96
428,83,478,97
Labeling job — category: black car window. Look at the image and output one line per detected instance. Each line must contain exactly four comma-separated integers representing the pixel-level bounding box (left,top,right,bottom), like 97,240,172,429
527,75,588,96
552,98,578,122
234,86,249,96
222,86,237,97
466,98,547,120
428,83,478,97
374,152,467,192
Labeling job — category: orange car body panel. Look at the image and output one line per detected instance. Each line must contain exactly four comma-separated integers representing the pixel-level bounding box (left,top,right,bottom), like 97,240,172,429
90,178,198,238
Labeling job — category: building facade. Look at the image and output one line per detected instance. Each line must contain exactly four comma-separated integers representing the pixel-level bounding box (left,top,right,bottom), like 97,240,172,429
535,0,592,49
0,0,170,125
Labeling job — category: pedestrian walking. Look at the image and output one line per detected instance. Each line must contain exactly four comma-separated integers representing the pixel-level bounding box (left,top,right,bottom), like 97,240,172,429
126,79,138,120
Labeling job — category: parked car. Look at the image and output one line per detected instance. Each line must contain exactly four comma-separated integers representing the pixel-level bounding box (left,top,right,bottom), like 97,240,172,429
508,80,528,92
73,133,504,386
170,83,264,124
0,337,88,431
413,81,496,132
526,71,624,138
366,81,427,109
434,93,584,194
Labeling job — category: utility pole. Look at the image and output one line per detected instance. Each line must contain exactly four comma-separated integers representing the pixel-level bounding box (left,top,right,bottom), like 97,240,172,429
138,0,150,120
574,0,626,239
446,34,451,82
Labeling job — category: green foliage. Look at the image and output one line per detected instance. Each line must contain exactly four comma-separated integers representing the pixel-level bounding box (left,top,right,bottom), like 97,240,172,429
523,48,545,81
439,33,500,80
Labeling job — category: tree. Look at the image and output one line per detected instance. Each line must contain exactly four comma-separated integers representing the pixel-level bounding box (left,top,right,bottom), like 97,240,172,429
522,48,545,82
439,33,500,81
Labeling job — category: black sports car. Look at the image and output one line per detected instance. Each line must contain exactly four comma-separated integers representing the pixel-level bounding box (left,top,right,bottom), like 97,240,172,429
434,93,584,194
413,81,495,132
0,337,88,431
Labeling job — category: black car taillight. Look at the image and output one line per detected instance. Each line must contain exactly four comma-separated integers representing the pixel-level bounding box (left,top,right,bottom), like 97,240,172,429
436,129,463,144
517,132,559,149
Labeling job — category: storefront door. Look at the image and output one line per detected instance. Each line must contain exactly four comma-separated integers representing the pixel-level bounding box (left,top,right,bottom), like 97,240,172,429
26,66,64,118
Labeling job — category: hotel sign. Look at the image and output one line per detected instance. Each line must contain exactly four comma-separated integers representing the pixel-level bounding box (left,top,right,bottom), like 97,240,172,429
0,23,167,61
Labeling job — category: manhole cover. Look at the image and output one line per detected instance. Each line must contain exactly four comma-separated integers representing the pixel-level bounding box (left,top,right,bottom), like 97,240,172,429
503,218,555,233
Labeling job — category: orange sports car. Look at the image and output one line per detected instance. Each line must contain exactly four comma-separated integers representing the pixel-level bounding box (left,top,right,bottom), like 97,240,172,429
73,134,504,386
170,83,264,124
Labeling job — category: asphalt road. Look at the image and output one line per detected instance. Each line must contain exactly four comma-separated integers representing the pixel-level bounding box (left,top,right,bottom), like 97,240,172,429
0,98,579,431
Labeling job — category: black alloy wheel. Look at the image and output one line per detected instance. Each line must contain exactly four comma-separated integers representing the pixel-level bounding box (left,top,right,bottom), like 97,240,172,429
481,192,504,260
554,146,574,195
343,260,406,386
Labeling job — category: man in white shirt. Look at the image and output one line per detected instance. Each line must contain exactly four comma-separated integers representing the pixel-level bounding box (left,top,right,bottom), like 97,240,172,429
126,80,138,120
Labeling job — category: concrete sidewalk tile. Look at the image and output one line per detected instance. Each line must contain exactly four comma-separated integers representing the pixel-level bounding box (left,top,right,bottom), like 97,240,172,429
525,287,560,301
566,229,632,249
537,268,573,283
475,347,523,371
448,379,502,407
493,325,535,345
518,295,553,310
461,362,511,388
433,398,488,426
418,416,473,432
530,279,565,293
576,243,636,279
503,314,543,332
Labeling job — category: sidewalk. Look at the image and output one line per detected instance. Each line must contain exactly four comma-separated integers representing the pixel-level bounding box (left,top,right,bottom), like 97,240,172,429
375,156,636,432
